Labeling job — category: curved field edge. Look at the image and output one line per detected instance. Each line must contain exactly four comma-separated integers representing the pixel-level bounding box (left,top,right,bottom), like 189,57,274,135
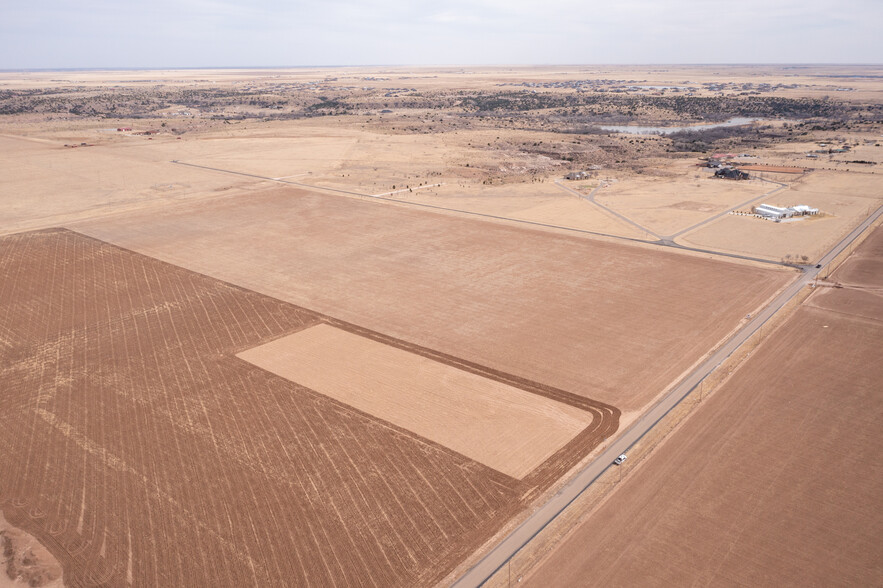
0,228,617,587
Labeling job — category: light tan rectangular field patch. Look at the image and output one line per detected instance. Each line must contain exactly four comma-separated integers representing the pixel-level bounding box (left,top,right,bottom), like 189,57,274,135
237,323,593,479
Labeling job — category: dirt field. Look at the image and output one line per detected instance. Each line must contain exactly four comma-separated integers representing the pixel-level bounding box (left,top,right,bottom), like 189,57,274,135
809,227,883,323
525,226,883,587
73,186,790,413
2,65,880,585
826,223,883,288
237,324,594,479
0,228,621,587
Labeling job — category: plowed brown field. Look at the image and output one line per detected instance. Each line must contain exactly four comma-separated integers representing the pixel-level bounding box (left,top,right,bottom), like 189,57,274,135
829,225,883,289
237,324,595,480
74,186,793,412
0,229,617,587
525,226,883,587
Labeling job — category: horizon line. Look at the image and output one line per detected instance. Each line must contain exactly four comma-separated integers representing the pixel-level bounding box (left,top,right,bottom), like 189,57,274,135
2,62,883,74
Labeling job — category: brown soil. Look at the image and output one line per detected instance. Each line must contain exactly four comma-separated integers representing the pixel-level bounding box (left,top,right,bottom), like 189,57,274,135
0,228,616,587
1,65,880,587
828,224,883,288
237,324,594,480
524,225,883,587
74,186,791,413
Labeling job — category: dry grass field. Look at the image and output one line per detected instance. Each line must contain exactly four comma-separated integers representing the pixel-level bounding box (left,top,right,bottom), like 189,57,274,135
681,170,883,262
592,164,771,237
0,134,256,235
72,186,790,413
524,226,883,587
0,228,619,587
389,181,649,239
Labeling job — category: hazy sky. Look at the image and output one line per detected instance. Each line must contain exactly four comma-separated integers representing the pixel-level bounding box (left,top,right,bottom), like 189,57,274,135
2,0,881,69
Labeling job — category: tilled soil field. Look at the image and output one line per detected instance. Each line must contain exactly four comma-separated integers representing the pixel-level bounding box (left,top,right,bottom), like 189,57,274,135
0,229,616,587
237,323,597,480
74,186,793,412
524,226,883,587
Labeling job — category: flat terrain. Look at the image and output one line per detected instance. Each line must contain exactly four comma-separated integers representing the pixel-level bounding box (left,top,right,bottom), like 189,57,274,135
682,171,883,262
592,168,770,237
525,225,883,587
0,134,252,235
397,181,648,239
827,223,883,288
238,324,594,479
4,64,882,252
0,229,620,586
1,65,881,586
73,186,790,413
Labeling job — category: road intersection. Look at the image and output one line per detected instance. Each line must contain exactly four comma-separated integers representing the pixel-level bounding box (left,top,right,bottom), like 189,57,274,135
453,204,883,587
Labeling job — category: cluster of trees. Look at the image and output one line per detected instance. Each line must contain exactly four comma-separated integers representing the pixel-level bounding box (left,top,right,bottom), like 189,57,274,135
0,86,315,119
3,84,880,139
447,91,845,121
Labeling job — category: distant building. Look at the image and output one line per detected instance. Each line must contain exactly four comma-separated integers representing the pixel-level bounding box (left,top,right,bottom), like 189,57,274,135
790,205,819,216
565,171,592,180
754,203,819,220
714,167,749,180
754,204,793,219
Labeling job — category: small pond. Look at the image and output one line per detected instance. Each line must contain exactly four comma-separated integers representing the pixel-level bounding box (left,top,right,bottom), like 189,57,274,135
598,117,760,135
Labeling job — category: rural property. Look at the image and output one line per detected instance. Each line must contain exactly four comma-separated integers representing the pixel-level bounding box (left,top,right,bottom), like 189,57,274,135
1,64,881,587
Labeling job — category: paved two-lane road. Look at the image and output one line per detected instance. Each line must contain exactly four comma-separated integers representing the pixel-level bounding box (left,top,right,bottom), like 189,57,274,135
453,204,883,587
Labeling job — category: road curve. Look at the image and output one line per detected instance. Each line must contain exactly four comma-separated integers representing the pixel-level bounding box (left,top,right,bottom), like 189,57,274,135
452,204,883,587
